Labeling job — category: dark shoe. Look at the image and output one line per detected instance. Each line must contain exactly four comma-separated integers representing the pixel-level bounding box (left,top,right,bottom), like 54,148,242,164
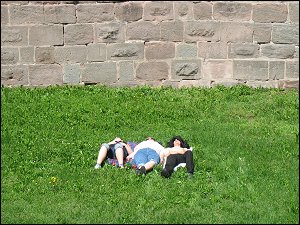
161,169,170,178
187,173,194,179
136,166,146,176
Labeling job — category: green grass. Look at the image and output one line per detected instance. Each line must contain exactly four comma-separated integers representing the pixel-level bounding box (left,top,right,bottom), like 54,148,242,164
1,85,299,224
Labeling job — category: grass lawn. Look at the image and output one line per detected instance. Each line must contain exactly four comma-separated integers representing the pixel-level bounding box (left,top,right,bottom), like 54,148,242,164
1,85,299,224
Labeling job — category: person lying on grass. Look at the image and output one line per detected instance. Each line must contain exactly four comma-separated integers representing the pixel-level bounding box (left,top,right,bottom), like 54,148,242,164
160,135,195,179
95,137,134,169
126,137,165,176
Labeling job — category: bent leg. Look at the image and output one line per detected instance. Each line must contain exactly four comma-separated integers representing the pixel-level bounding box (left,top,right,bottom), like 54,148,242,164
184,151,194,174
96,145,108,165
115,147,124,167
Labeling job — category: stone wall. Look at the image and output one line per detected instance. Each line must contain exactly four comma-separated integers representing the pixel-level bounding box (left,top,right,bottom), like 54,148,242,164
1,1,299,88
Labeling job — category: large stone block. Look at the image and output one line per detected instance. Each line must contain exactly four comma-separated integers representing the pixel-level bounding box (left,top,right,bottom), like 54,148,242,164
10,5,44,24
213,2,252,21
118,61,135,81
193,2,212,20
202,60,233,79
44,5,76,24
1,6,9,25
176,43,197,58
261,44,295,59
1,47,19,65
115,2,143,22
107,42,144,60
136,62,169,81
29,25,63,46
253,24,271,44
171,60,201,80
29,64,63,86
64,64,80,84
95,22,125,43
220,22,253,43
20,47,34,63
233,60,268,80
184,21,220,42
253,3,287,23
160,21,184,42
1,65,28,86
76,4,114,23
126,21,160,41
81,62,117,84
87,44,106,62
35,47,55,64
54,46,87,63
64,24,94,45
289,2,299,23
272,24,299,44
1,26,28,46
269,61,284,80
145,42,175,60
174,1,193,20
198,42,227,59
228,43,259,58
286,60,299,79
144,1,174,21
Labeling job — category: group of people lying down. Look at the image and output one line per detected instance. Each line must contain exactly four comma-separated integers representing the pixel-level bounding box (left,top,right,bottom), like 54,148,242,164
94,136,194,179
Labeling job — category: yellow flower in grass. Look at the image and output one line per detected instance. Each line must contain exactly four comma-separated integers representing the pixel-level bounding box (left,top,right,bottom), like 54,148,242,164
50,176,57,186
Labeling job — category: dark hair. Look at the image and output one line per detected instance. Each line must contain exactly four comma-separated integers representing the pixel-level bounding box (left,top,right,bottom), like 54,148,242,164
166,136,190,148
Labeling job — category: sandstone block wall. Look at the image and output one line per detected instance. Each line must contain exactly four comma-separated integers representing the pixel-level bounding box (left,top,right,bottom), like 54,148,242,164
1,1,299,88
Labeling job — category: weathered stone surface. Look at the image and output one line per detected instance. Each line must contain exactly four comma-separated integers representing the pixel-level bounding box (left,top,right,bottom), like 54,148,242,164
213,2,252,21
269,61,284,80
1,47,19,65
126,21,160,41
10,5,44,24
174,1,193,20
171,60,201,80
228,43,259,58
81,62,117,84
64,24,94,45
289,2,299,23
54,46,87,63
233,60,268,80
253,3,287,23
220,22,253,43
1,65,28,86
118,61,135,81
253,24,271,44
76,4,114,23
95,22,125,43
1,6,9,25
286,61,299,79
29,64,63,86
160,21,184,42
115,2,143,22
272,24,299,44
29,25,63,46
145,42,175,60
185,21,220,42
64,64,80,84
202,60,233,79
107,43,144,60
35,47,55,64
261,44,295,59
144,1,174,21
198,42,227,59
44,5,76,24
193,2,212,20
20,47,34,63
136,62,169,81
1,26,28,46
176,43,197,58
87,44,106,62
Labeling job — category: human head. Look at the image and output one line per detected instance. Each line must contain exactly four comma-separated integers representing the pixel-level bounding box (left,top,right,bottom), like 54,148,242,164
166,135,190,148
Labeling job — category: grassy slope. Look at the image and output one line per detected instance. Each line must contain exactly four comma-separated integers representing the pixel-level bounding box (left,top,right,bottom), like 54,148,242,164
1,85,299,223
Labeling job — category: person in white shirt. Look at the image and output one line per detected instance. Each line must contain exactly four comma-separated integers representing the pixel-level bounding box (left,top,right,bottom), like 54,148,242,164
126,137,165,175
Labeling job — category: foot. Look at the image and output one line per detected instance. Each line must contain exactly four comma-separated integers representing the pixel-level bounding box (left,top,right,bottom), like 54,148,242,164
187,173,194,179
136,166,146,176
161,169,170,178
95,163,101,169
